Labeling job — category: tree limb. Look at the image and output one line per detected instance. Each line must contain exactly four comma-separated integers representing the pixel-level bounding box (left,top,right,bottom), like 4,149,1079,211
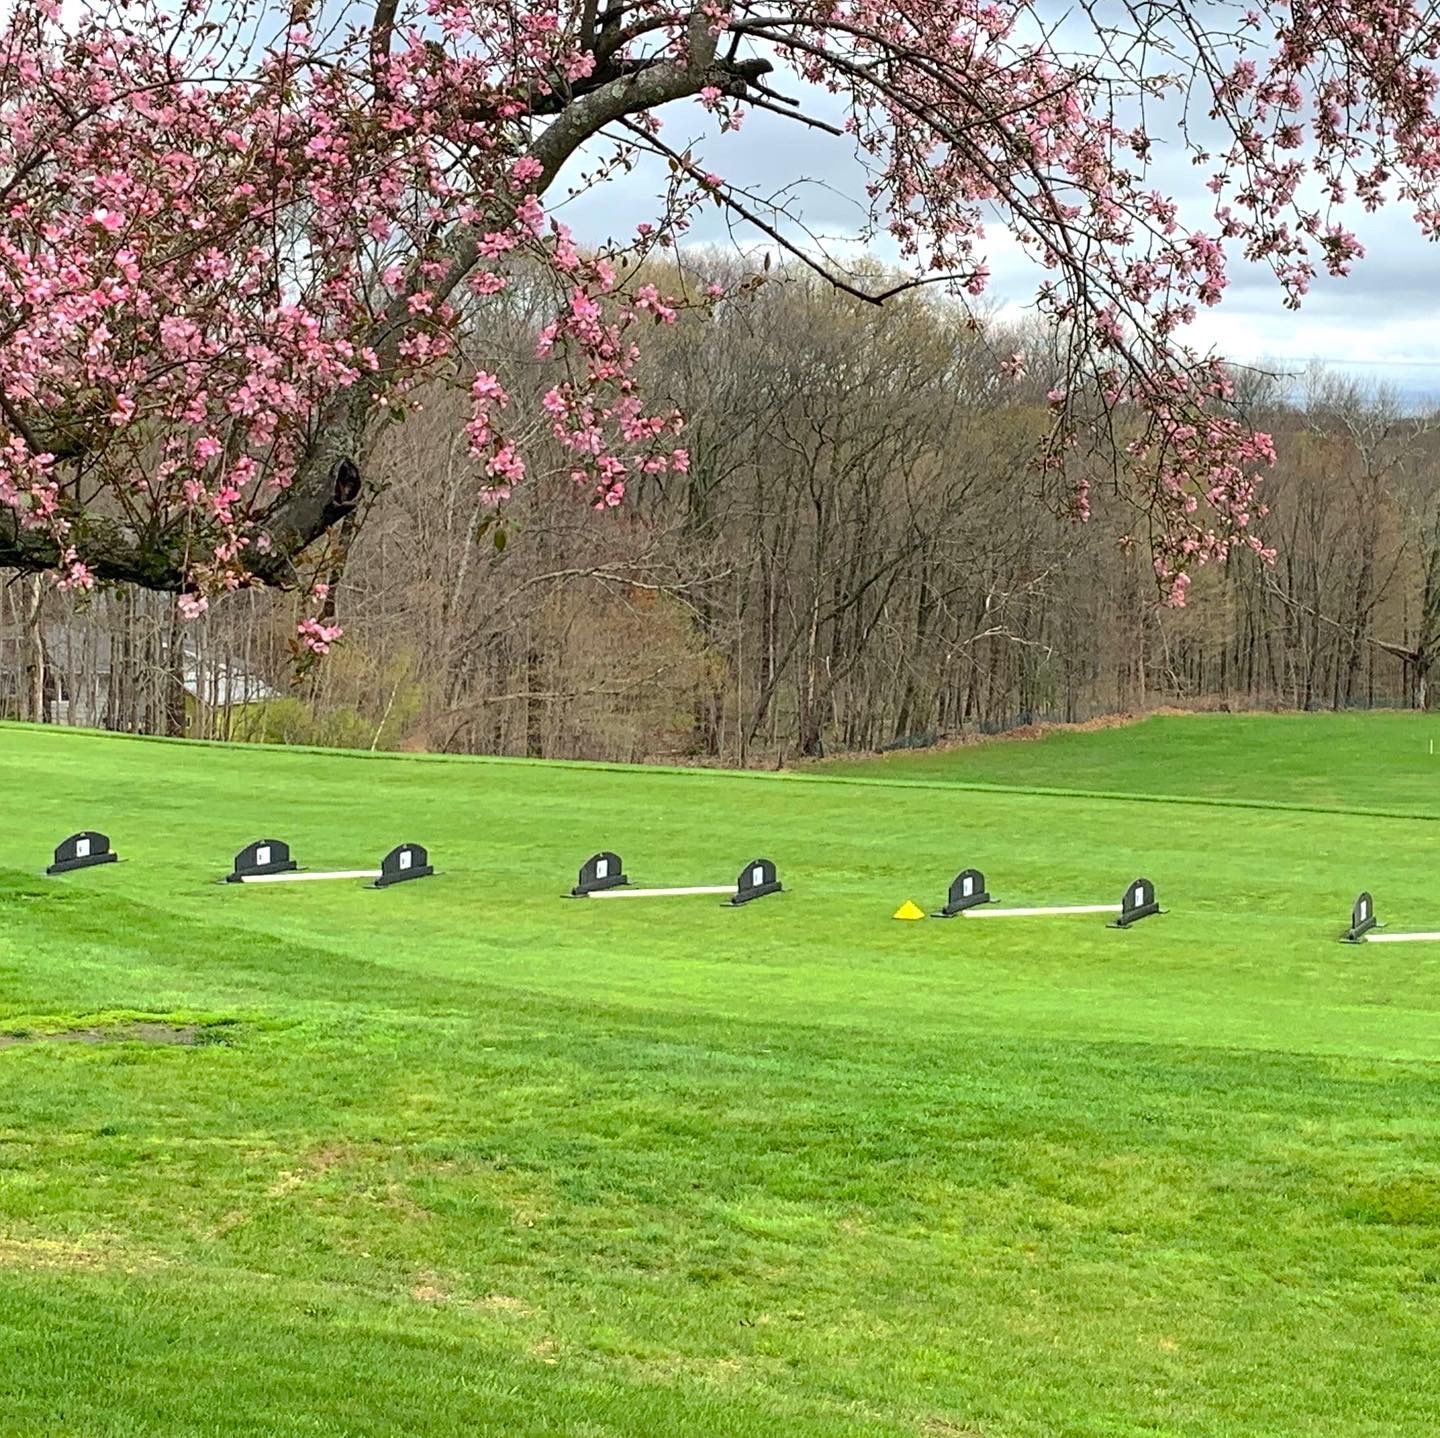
239,45,773,589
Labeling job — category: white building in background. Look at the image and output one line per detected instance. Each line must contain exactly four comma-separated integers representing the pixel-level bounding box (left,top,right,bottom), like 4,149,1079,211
1,622,280,731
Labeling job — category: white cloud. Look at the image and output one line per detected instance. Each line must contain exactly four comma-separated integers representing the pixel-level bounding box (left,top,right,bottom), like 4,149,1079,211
554,74,1440,407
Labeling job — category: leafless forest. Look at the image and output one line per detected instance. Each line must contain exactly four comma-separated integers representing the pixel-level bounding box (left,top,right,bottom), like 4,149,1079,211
5,262,1440,763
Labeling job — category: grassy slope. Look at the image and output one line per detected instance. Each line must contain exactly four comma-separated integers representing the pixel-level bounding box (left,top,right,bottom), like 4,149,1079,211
0,719,1437,1436
815,711,1440,815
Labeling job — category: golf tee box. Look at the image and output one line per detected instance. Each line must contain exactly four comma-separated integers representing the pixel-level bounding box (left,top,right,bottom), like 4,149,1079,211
226,841,435,886
960,876,1162,926
574,854,783,904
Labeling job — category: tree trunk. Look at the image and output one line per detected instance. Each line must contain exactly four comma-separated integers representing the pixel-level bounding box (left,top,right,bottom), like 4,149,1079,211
23,574,46,723
526,644,544,758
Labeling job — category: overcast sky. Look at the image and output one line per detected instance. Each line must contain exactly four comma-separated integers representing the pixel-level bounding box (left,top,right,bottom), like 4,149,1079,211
554,84,1440,411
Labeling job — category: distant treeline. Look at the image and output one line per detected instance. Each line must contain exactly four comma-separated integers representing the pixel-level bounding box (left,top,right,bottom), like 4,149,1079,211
5,262,1439,761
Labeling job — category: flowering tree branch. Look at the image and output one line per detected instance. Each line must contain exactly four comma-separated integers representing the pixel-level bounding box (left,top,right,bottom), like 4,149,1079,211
2,0,1436,641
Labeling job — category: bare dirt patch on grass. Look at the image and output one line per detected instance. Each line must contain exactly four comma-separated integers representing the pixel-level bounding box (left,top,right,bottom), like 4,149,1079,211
918,1418,986,1437
0,1233,163,1275
265,1142,356,1197
0,1022,201,1048
0,1015,242,1049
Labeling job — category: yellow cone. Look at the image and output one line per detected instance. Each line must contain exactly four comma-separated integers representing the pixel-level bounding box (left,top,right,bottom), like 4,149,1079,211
892,900,926,921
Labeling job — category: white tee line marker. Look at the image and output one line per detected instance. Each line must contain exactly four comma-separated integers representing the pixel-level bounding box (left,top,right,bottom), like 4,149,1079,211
235,869,380,883
962,903,1121,919
1364,930,1440,943
588,884,737,899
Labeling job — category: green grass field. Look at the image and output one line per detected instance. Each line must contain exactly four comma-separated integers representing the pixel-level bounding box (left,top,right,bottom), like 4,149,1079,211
2,714,1438,1436
816,710,1440,816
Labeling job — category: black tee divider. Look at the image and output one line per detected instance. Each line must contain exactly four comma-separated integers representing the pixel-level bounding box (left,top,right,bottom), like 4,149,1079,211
1108,877,1162,929
935,867,991,917
572,851,629,896
47,832,118,875
372,843,434,888
227,839,299,883
1342,891,1379,943
729,858,782,905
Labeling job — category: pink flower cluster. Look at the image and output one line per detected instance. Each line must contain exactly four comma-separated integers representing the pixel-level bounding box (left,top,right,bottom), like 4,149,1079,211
297,617,344,656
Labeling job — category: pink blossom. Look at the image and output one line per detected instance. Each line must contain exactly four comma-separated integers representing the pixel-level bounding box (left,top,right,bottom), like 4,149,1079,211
487,444,526,482
297,617,343,654
471,371,507,404
633,283,677,323
56,548,93,591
